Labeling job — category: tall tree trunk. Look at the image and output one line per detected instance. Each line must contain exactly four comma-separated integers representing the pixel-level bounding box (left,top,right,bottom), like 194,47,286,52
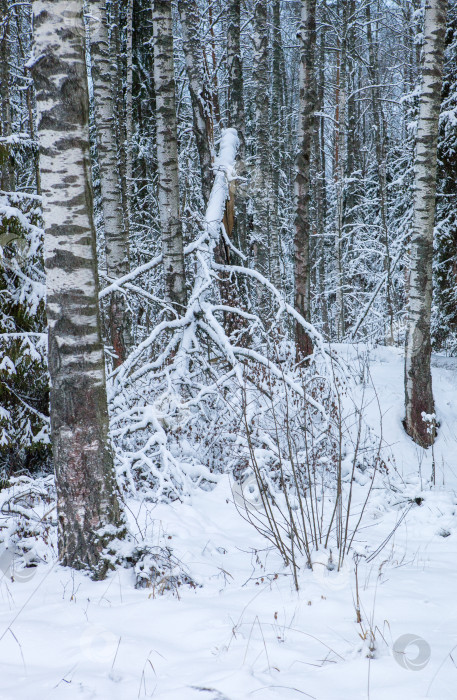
32,1,122,575
0,0,13,192
177,0,214,205
153,0,187,313
89,0,132,366
227,0,245,159
227,0,247,254
252,0,271,310
333,9,347,341
404,0,448,447
270,0,284,291
112,0,130,241
315,0,329,337
294,0,317,359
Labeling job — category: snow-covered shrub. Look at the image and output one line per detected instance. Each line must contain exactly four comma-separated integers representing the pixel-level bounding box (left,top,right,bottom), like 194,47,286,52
0,475,56,579
228,347,386,589
0,192,50,481
129,545,198,595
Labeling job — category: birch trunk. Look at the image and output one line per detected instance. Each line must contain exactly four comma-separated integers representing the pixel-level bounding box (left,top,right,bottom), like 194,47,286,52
252,0,271,309
315,0,329,337
153,0,187,312
270,0,284,290
177,0,214,205
112,0,130,240
227,0,247,255
404,0,448,447
32,0,122,575
89,0,132,366
294,0,317,358
227,0,245,160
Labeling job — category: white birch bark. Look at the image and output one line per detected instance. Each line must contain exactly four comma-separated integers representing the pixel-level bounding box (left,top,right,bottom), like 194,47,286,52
252,0,271,310
404,0,448,447
270,0,284,291
227,0,247,256
88,0,132,366
31,0,122,575
177,0,214,205
153,0,186,312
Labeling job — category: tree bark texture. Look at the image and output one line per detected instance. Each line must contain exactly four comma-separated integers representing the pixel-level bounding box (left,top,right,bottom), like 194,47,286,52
404,0,448,447
0,0,14,192
270,0,284,291
177,0,213,205
32,0,122,575
227,0,247,256
294,0,317,359
89,0,132,366
333,7,347,341
153,0,187,313
252,0,271,311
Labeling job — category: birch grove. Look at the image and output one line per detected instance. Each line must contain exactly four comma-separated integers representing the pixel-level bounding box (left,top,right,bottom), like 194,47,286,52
1,0,457,590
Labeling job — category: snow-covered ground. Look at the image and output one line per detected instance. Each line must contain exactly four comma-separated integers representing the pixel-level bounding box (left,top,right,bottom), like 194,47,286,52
1,345,457,700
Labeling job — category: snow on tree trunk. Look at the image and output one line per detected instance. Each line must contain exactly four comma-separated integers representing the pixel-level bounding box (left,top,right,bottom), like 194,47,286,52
333,15,347,341
252,0,271,310
227,0,247,256
404,0,448,448
177,0,214,205
89,0,132,366
315,1,329,338
153,0,187,312
270,0,284,291
0,0,13,192
31,0,123,575
294,0,317,359
227,0,245,160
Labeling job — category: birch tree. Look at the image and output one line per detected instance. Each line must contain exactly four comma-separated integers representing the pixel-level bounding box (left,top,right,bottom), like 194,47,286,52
177,0,213,204
89,0,132,366
270,0,285,291
227,0,246,254
294,0,317,358
252,0,271,308
404,0,448,447
31,0,122,574
153,0,187,312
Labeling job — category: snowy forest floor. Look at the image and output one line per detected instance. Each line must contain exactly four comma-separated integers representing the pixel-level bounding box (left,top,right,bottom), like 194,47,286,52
1,345,457,700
